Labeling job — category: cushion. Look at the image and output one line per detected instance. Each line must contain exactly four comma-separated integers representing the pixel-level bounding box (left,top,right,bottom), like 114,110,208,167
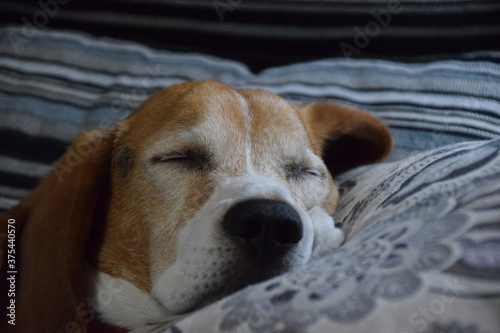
133,138,500,333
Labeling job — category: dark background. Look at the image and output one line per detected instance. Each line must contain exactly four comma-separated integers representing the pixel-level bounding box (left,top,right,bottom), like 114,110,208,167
1,0,499,72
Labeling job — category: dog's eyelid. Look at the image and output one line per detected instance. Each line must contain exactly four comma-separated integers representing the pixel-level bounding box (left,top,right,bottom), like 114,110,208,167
150,152,187,163
150,148,212,172
152,146,207,160
304,168,324,177
285,161,325,180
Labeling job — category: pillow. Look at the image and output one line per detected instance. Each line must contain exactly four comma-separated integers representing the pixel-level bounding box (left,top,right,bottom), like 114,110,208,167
132,138,500,333
1,26,499,213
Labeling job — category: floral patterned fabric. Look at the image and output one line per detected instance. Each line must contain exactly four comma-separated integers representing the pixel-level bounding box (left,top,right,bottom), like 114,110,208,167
134,139,500,333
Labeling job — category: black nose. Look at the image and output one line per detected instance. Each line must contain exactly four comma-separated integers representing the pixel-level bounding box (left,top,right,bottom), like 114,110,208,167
222,199,303,261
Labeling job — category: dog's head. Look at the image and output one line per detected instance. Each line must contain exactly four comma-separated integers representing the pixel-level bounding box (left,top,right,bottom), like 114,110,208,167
0,81,391,332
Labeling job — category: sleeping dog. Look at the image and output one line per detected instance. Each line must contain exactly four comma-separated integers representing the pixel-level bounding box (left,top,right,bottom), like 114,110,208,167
0,81,392,332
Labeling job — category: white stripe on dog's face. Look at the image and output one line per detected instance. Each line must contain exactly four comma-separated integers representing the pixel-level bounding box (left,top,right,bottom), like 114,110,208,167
95,82,343,328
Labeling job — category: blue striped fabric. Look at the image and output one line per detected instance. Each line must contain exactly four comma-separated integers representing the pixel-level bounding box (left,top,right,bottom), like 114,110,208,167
1,26,499,212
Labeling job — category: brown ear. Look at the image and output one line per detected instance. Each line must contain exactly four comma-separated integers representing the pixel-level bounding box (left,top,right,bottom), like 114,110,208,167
0,129,113,333
299,103,392,177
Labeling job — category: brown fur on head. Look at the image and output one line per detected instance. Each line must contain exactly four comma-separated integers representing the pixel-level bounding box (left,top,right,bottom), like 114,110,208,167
0,81,391,332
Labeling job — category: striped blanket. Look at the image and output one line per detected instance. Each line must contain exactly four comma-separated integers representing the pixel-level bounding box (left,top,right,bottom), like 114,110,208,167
1,26,499,213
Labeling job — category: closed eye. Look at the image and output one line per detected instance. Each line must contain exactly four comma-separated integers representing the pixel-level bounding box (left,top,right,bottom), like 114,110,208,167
304,168,323,177
151,148,211,172
152,153,190,163
285,161,325,180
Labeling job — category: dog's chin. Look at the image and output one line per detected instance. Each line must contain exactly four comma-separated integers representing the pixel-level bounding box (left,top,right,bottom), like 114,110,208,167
160,262,293,316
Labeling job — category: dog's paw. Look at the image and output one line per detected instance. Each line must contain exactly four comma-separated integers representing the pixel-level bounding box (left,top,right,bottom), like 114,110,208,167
308,206,344,258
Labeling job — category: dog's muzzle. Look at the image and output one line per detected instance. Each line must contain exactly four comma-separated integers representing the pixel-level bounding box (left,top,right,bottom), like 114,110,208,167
222,199,303,262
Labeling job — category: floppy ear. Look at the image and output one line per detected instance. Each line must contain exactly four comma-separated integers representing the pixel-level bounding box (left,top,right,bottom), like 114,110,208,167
299,103,392,176
0,129,114,333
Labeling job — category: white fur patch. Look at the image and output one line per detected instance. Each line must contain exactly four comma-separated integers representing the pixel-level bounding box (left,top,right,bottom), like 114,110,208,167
92,272,168,329
308,206,344,257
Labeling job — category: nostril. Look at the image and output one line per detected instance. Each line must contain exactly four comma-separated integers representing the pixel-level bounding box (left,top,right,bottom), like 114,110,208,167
230,219,261,240
275,219,303,244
